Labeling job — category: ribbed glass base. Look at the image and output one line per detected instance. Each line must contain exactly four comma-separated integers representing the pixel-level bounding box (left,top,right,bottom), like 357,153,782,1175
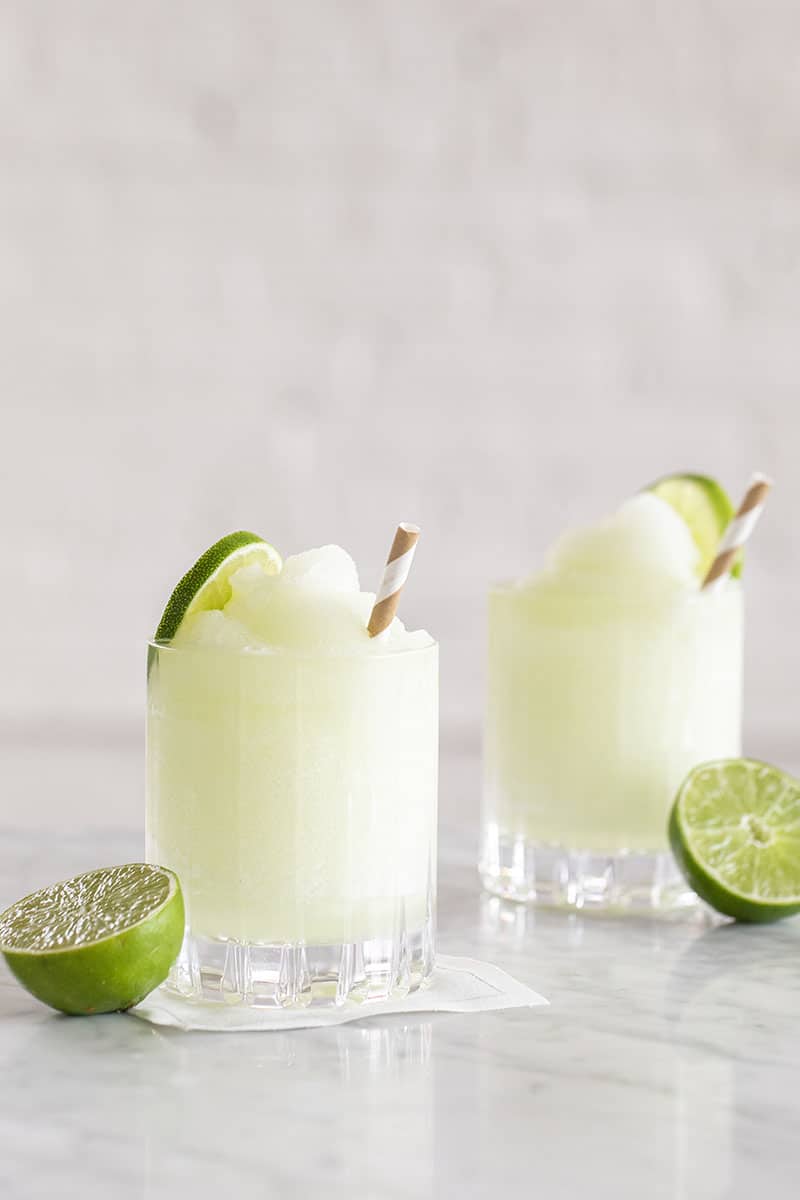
163,917,435,1008
480,825,698,913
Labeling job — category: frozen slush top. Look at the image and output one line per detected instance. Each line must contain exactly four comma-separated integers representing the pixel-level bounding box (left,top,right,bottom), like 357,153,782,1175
525,493,702,595
173,544,433,653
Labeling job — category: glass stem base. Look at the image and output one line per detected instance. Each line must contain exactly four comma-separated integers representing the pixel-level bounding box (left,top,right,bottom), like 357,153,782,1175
480,825,697,913
163,916,435,1009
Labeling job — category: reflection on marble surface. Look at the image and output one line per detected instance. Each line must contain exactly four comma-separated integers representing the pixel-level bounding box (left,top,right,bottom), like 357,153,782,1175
2,798,800,1197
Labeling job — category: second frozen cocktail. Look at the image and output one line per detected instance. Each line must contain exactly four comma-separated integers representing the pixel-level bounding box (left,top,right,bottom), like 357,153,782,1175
482,477,748,911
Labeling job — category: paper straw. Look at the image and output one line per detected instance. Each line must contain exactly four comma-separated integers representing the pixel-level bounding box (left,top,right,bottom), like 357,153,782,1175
367,523,421,638
701,473,773,592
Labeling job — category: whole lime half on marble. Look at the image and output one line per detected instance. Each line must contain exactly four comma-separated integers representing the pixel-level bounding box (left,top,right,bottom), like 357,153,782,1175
647,473,742,580
155,531,282,641
0,864,185,1014
669,759,800,923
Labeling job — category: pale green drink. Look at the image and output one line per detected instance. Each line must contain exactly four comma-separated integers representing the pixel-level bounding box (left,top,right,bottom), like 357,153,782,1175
147,545,438,1006
481,494,743,909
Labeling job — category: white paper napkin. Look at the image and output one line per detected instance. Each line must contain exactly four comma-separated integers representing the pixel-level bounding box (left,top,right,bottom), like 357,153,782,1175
130,955,548,1032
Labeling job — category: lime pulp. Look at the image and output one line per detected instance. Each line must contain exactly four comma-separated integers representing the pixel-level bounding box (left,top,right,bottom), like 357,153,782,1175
647,474,742,581
0,864,185,1014
669,759,800,922
155,531,282,642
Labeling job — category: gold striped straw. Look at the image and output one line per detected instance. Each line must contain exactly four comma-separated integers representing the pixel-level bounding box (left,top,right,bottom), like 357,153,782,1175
367,523,421,638
701,473,773,592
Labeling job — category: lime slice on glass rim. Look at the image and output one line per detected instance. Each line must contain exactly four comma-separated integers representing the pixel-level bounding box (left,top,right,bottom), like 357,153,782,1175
647,474,742,581
155,530,282,641
0,864,185,1014
669,759,800,923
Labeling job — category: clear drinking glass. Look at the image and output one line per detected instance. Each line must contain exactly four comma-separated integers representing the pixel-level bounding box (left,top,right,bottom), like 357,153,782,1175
480,580,743,911
146,638,438,1006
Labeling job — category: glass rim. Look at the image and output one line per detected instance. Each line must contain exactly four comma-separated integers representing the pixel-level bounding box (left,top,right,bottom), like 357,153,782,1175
147,636,438,661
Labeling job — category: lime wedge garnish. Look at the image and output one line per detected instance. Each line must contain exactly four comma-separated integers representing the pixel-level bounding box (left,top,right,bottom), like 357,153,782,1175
155,531,282,641
669,759,800,923
647,474,741,581
0,864,185,1014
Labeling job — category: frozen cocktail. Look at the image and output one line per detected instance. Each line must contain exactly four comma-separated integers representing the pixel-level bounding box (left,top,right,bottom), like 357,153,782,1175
481,477,757,911
147,532,437,1006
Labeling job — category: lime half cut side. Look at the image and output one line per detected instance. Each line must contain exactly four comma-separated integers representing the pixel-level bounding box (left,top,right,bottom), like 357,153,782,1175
155,531,282,641
647,474,741,581
669,759,800,923
0,864,185,1014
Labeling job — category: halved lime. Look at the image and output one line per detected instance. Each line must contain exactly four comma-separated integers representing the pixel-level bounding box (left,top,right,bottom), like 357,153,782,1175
0,864,185,1014
155,531,282,641
647,474,741,581
669,759,800,923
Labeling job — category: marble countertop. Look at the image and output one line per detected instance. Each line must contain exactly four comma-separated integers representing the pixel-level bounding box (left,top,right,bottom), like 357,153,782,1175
1,745,799,1199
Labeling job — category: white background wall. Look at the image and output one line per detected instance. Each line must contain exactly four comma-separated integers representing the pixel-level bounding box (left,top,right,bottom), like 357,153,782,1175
1,2,798,826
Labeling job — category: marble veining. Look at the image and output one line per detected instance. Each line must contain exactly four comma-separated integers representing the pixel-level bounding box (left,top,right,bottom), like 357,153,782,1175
1,763,800,1198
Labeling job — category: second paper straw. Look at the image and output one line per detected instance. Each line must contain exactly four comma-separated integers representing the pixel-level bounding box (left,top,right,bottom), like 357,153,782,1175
702,473,773,591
